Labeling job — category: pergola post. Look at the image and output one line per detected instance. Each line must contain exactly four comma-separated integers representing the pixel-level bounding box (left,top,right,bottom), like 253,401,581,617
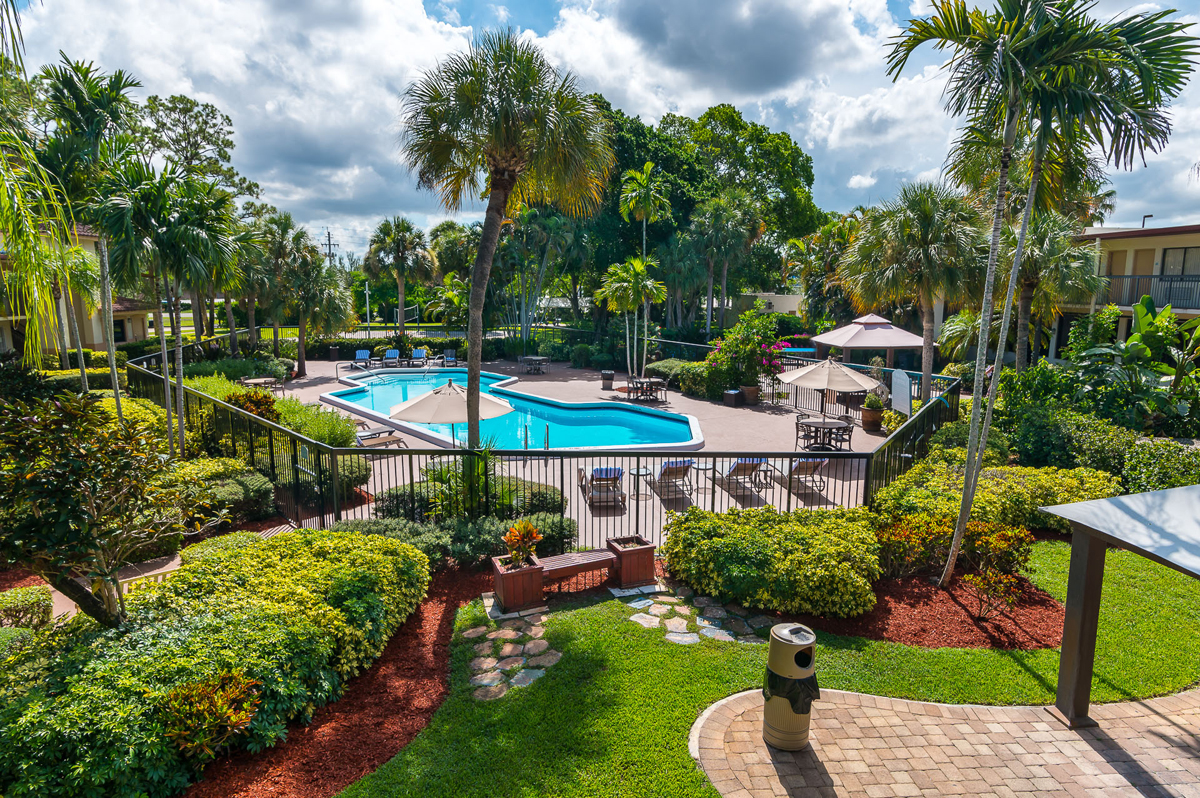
1052,527,1106,729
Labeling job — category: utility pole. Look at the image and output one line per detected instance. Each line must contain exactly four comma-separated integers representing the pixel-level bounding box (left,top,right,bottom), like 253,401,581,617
323,229,339,265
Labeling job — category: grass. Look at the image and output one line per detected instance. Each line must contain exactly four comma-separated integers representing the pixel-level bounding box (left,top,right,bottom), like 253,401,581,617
340,539,1200,798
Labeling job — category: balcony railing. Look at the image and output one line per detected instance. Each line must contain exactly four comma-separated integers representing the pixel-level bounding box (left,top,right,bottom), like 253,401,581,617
1106,275,1200,310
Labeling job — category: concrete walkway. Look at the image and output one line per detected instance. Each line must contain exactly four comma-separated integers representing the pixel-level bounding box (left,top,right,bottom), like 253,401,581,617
690,688,1200,797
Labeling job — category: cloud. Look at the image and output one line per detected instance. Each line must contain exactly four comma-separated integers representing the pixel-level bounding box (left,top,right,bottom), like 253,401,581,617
847,173,877,189
490,4,511,23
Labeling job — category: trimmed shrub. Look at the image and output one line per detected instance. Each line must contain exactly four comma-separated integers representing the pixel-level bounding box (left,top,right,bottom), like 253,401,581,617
0,627,30,659
184,356,288,383
373,478,563,523
0,586,52,629
41,368,126,393
570,344,592,368
590,351,616,371
678,361,731,400
66,349,128,369
329,519,454,567
660,506,881,618
537,339,572,362
209,474,274,523
644,358,689,387
96,396,169,446
1123,439,1200,494
1006,408,1139,480
0,361,52,402
0,530,430,798
223,389,280,423
179,531,262,565
929,420,1011,466
872,460,1120,532
275,398,358,447
168,457,253,484
876,515,1032,578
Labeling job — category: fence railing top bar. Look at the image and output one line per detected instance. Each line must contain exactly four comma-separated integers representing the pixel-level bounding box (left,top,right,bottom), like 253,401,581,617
323,446,874,458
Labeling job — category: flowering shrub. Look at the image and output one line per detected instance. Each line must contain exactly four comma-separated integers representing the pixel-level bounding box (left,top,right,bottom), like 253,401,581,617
503,519,542,567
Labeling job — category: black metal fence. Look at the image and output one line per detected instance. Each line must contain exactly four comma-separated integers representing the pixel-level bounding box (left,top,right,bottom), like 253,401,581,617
127,330,960,548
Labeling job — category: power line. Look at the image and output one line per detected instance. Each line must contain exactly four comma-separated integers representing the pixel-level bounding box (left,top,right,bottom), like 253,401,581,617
323,228,339,264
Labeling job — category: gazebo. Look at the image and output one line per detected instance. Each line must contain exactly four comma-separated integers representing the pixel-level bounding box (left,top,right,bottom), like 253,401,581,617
812,313,925,367
1043,485,1200,728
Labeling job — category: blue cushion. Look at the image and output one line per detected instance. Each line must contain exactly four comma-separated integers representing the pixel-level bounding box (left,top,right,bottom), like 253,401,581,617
736,457,767,464
355,350,370,358
592,467,623,480
385,349,399,357
661,459,694,470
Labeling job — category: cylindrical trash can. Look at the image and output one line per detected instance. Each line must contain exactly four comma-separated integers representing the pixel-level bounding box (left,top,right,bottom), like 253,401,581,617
762,623,820,750
600,370,614,390
329,345,340,362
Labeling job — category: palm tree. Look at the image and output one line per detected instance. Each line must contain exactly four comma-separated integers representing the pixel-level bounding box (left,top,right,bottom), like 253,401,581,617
425,273,471,332
400,29,613,447
595,260,638,377
365,216,435,337
283,247,353,378
656,232,703,330
620,160,671,258
691,191,750,338
838,182,982,402
261,212,308,357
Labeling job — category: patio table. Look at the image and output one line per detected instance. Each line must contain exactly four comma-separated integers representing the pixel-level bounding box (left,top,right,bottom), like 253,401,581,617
630,466,653,501
798,418,850,451
522,356,549,374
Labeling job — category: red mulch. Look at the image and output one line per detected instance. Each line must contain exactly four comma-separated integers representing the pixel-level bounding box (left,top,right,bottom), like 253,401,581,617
186,565,492,798
0,568,44,592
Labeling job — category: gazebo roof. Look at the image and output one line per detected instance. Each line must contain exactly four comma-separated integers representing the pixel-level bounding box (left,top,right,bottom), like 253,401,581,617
1043,485,1200,579
811,314,925,350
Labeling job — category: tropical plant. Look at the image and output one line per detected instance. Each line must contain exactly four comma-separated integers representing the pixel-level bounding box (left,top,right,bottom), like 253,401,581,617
838,182,982,401
260,212,308,357
425,272,470,332
282,247,354,377
365,216,435,336
619,160,671,258
400,29,614,446
595,256,667,378
691,189,756,336
655,232,704,330
502,519,542,568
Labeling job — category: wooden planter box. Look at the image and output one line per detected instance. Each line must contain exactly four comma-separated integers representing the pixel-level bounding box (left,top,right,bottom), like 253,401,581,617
607,535,656,588
491,555,544,612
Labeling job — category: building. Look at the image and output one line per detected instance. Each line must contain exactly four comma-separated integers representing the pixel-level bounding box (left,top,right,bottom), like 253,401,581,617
0,226,155,357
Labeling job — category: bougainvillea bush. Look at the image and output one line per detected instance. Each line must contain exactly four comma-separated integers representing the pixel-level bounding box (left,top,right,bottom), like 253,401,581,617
0,530,430,798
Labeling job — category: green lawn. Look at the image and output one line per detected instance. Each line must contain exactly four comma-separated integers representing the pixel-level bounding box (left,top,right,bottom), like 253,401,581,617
341,539,1200,798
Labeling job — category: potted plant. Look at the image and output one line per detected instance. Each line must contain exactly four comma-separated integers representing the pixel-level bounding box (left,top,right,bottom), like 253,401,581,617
862,391,885,432
491,519,544,612
606,534,656,587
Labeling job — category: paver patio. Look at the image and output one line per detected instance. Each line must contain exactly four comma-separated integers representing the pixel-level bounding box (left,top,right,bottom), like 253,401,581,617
690,687,1200,797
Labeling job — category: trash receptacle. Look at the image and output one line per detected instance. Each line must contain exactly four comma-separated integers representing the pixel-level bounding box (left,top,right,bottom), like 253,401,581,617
601,370,614,390
723,389,744,407
329,345,340,362
762,623,820,750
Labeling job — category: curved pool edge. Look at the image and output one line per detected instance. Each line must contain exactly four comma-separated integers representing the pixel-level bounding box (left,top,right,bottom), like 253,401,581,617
318,367,705,451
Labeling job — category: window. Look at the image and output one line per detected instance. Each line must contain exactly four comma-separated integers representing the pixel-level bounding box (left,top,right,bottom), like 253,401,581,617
1162,247,1200,276
112,319,127,344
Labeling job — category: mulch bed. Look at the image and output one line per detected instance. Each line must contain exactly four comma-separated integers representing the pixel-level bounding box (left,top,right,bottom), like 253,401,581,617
186,565,492,798
0,568,44,592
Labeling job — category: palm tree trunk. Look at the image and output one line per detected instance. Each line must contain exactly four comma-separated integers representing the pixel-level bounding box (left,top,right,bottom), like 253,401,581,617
719,259,729,330
191,287,205,339
569,274,581,320
920,297,935,403
939,102,1020,589
157,273,174,457
642,299,650,378
273,318,280,359
225,291,239,356
397,273,406,338
52,282,68,370
62,283,88,391
97,238,122,421
207,289,216,337
1015,282,1036,371
296,310,308,378
173,278,186,452
466,182,512,448
705,259,714,339
624,311,632,377
247,296,257,348
642,218,647,259
1030,316,1043,361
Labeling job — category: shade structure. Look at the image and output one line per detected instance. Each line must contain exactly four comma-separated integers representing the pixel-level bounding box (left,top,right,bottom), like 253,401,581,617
389,378,513,446
812,314,925,351
778,358,881,393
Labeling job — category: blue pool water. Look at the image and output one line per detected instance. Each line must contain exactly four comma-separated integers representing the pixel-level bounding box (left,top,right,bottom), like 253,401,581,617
783,347,816,356
326,369,698,449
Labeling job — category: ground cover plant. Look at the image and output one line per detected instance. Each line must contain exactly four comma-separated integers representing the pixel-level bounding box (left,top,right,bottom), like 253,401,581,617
341,538,1200,798
0,530,430,798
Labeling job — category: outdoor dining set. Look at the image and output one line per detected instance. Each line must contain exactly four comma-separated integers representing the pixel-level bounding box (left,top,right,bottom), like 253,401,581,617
626,376,668,402
578,456,828,508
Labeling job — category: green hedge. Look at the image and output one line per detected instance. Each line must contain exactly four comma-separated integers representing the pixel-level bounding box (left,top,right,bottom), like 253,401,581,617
0,586,52,629
644,358,689,387
66,349,128,369
872,460,1121,532
678,361,734,400
373,478,564,523
0,530,430,798
209,473,274,524
929,421,1011,467
1123,439,1200,494
1005,408,1139,480
660,506,881,618
0,627,30,659
41,368,127,393
178,531,262,565
183,356,291,383
306,335,501,362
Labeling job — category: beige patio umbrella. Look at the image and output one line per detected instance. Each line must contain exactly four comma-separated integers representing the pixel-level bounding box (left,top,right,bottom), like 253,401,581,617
389,378,513,447
777,358,881,415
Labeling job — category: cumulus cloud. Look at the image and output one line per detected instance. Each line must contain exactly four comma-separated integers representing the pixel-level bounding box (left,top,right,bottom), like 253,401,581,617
847,173,877,189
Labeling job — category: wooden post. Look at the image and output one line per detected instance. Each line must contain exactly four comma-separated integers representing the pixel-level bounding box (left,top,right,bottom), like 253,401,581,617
1051,528,1106,728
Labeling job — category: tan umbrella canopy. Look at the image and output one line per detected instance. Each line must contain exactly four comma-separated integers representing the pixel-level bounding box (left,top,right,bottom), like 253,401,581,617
389,378,513,446
778,358,881,393
812,314,925,366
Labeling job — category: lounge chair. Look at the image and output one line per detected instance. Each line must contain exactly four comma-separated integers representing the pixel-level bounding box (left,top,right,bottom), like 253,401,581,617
715,458,768,493
356,426,394,440
651,459,694,497
442,349,458,367
769,458,828,493
351,349,376,370
357,432,408,449
410,348,428,367
382,349,401,367
578,466,627,508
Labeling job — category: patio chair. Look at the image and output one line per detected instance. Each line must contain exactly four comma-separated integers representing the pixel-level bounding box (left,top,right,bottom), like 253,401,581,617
651,459,694,497
410,348,428,367
769,458,828,493
796,417,820,450
715,458,768,493
578,466,627,508
351,349,374,370
357,431,409,449
382,349,402,367
442,349,458,367
831,415,854,450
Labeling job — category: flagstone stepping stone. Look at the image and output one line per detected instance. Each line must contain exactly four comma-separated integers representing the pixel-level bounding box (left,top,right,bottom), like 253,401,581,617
609,586,644,598
700,627,735,642
627,598,654,609
527,625,545,638
497,656,526,670
519,605,549,616
473,642,494,655
665,632,700,644
523,639,550,655
675,586,694,598
737,635,766,645
656,596,681,603
639,583,668,594
664,617,689,633
647,603,672,616
487,629,521,640
701,606,728,619
523,613,547,624
497,642,523,657
673,604,693,616
470,671,505,686
695,616,721,629
462,626,489,639
528,650,561,668
629,613,660,629
474,683,509,700
746,615,776,630
725,618,751,635
470,657,498,671
499,619,527,630
510,669,545,687
693,596,720,607
725,603,750,617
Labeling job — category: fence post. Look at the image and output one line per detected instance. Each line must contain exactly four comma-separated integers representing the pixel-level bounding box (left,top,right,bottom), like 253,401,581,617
407,452,416,522
862,452,874,507
290,435,301,527
330,451,342,523
315,444,328,528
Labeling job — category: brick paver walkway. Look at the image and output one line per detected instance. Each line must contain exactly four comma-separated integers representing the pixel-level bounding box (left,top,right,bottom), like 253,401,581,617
690,688,1200,797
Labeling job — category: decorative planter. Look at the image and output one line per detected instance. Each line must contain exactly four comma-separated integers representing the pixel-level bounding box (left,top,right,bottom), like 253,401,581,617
861,407,883,432
740,385,761,405
491,555,544,612
607,535,656,588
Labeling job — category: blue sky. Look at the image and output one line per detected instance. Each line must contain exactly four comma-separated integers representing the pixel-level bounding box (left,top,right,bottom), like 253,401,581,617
18,0,1200,252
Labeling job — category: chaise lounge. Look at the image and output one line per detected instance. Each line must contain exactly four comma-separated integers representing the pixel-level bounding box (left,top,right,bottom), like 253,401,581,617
578,466,627,508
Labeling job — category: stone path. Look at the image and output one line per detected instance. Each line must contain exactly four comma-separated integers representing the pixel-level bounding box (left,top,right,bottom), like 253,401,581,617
462,597,562,701
690,688,1200,798
619,583,768,646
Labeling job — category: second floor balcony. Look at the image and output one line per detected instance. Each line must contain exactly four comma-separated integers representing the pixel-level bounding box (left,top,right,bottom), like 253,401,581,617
1102,275,1200,311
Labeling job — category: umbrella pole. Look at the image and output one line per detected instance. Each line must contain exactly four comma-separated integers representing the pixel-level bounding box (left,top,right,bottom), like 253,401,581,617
451,422,456,449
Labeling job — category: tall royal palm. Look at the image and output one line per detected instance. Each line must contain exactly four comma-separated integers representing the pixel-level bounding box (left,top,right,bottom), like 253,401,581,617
838,182,982,402
365,216,435,337
261,212,308,357
620,161,671,259
400,29,613,447
284,248,354,378
691,192,750,338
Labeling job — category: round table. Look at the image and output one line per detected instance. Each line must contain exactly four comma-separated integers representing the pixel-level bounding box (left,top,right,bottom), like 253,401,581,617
798,418,851,451
630,466,653,501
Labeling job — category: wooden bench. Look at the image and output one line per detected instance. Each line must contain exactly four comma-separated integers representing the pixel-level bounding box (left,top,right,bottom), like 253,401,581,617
538,548,616,581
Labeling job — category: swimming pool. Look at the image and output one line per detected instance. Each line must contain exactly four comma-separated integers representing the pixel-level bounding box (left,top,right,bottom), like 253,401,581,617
320,368,703,450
